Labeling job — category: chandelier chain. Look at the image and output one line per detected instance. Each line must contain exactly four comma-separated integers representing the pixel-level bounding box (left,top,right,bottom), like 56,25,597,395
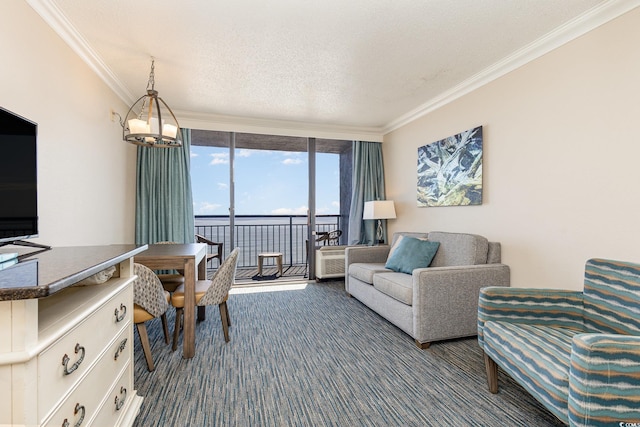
146,57,155,91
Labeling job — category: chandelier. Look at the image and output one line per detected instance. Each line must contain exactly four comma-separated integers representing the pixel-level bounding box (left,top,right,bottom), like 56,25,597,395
119,58,182,147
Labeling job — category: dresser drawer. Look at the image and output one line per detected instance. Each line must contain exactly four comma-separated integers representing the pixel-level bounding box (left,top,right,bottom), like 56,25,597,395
38,285,133,417
92,362,134,427
40,327,132,427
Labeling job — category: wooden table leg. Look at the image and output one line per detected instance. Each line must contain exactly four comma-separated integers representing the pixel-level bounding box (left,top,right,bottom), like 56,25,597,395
182,258,196,358
197,256,207,321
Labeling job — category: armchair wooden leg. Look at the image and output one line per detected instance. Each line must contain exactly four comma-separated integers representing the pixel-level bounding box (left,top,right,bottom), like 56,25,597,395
416,340,431,349
136,322,155,371
172,308,183,351
161,313,170,344
484,352,499,393
219,302,230,342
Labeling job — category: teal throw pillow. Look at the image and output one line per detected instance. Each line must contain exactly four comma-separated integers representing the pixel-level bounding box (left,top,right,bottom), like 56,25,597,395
384,237,440,274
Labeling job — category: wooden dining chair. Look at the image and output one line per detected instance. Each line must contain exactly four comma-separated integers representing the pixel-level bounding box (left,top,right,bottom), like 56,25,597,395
170,248,239,350
133,263,171,371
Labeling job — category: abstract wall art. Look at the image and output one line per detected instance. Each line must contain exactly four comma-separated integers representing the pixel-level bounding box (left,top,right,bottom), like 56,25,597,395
417,126,483,207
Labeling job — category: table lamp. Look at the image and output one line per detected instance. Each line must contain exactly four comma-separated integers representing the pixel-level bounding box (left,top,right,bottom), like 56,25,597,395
363,200,396,244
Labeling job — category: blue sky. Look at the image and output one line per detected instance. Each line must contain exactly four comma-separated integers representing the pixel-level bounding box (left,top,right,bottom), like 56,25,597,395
190,146,340,216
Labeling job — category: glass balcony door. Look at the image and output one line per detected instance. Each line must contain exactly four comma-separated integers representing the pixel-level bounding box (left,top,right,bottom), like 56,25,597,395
191,130,351,280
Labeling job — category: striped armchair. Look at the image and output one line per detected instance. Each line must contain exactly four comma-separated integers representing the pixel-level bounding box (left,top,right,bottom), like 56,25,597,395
478,258,640,426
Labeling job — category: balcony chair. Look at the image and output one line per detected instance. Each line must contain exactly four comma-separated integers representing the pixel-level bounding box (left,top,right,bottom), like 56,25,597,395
195,233,224,269
315,229,342,246
133,263,171,371
170,248,239,350
478,258,640,425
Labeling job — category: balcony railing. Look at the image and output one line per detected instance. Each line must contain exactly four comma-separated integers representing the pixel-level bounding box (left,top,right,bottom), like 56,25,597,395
195,214,341,269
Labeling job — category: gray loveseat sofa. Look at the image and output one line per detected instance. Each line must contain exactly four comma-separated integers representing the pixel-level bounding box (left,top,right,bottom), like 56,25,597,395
345,231,510,348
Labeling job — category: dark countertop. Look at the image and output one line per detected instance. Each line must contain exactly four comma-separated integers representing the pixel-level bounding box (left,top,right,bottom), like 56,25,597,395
0,244,148,301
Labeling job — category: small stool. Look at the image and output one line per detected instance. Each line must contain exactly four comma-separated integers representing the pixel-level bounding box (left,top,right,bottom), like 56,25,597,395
258,252,283,277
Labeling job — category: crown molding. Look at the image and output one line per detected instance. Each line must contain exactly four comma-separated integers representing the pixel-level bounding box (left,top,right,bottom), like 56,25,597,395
177,110,384,142
382,0,640,134
26,0,134,104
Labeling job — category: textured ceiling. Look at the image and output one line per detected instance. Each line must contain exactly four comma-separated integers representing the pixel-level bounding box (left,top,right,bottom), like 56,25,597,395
33,0,614,135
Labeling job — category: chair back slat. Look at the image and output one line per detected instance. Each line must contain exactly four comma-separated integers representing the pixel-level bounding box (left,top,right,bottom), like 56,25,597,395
583,258,640,335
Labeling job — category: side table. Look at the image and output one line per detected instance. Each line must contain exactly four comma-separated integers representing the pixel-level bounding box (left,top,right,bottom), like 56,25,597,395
258,252,283,276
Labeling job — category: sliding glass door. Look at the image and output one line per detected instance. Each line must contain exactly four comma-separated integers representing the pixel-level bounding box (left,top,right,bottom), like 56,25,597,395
190,130,351,280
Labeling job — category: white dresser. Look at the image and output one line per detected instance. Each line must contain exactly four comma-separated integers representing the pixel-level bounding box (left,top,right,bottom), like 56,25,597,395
0,245,147,427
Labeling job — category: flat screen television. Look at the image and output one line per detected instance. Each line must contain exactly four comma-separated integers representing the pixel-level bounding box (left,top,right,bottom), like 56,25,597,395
0,106,41,247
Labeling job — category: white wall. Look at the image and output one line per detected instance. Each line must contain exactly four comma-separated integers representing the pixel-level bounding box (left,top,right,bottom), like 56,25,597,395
0,2,136,246
384,8,640,290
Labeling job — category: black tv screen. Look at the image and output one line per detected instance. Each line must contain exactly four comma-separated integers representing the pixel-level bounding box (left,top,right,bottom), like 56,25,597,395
0,107,38,244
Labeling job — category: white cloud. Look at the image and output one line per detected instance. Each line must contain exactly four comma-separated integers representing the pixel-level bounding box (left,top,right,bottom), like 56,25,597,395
217,182,228,190
237,149,252,157
190,151,199,158
210,153,229,165
196,202,222,214
331,201,340,208
282,158,302,165
271,205,308,215
281,151,305,165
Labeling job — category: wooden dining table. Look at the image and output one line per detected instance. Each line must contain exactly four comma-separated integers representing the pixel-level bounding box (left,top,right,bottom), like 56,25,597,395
134,243,207,359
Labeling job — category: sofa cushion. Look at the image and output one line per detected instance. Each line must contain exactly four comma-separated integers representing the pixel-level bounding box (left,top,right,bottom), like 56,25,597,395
348,263,390,285
483,321,579,423
390,232,429,247
385,237,440,274
373,272,413,305
388,233,429,261
428,231,489,267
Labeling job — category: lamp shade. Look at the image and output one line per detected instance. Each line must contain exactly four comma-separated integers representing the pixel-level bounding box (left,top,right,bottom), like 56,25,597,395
363,200,396,220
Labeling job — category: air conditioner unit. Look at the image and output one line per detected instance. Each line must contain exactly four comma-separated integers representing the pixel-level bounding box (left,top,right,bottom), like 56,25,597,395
315,245,347,279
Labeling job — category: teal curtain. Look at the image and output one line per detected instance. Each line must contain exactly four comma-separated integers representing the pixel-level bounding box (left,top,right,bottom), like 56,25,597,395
347,141,387,245
135,128,195,244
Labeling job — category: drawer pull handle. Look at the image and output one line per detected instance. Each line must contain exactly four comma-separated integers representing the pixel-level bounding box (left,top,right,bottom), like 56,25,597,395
114,338,128,360
115,386,127,411
114,304,127,322
61,403,85,427
62,343,85,375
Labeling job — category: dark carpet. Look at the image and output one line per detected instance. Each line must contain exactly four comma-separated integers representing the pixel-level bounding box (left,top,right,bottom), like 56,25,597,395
132,280,564,426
